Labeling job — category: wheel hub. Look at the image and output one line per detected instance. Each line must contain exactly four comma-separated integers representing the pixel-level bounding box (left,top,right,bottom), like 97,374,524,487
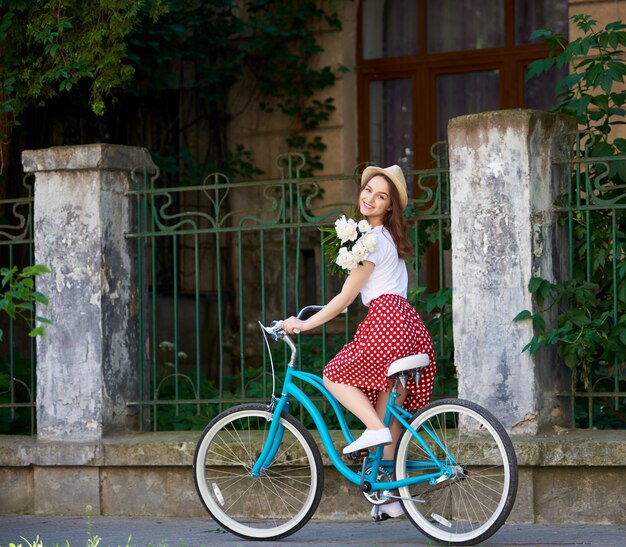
362,466,394,505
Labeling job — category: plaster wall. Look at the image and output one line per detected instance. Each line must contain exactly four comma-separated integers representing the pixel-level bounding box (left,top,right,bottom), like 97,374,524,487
227,1,358,194
448,110,575,434
23,144,155,440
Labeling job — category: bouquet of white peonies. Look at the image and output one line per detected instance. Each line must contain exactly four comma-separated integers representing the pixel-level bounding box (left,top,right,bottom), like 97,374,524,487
321,215,378,275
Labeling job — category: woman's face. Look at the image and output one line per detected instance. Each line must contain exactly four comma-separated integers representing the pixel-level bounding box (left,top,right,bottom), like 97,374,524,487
359,175,391,226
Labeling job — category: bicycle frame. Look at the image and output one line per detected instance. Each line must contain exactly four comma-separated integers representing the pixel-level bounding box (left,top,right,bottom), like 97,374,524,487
250,364,456,493
194,311,517,546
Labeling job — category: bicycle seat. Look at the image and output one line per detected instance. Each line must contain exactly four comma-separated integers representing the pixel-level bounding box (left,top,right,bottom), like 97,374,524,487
387,354,430,377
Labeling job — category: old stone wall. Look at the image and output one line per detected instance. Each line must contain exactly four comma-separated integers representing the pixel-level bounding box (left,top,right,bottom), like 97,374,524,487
22,144,155,440
448,110,576,434
1,431,625,523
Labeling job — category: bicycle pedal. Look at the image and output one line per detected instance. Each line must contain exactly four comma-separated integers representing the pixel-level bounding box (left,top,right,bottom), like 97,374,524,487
371,506,391,523
346,449,369,460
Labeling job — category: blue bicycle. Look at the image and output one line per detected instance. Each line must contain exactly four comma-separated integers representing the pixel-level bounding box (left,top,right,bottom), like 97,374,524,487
193,306,518,545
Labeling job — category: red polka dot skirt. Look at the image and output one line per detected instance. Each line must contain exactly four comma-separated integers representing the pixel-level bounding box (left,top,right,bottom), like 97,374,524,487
323,293,436,411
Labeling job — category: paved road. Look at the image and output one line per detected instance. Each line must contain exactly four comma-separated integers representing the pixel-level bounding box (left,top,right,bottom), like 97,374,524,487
1,516,625,547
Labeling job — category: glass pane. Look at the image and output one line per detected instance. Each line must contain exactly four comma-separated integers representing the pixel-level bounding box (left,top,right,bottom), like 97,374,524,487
515,0,569,44
436,71,500,141
368,79,413,171
525,65,568,110
362,0,418,59
427,0,504,53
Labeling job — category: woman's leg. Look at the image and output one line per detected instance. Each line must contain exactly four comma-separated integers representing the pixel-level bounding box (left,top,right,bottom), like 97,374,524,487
323,376,386,430
376,381,408,460
371,383,408,520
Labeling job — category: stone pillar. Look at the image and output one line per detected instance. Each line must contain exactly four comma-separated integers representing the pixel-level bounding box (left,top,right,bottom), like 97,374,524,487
22,144,155,440
448,110,575,434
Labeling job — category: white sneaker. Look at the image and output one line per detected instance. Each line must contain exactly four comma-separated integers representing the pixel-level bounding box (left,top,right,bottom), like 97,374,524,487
342,428,392,454
371,501,404,520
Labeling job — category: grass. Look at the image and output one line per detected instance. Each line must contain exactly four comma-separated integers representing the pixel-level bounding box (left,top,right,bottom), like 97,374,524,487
7,536,195,547
5,505,187,547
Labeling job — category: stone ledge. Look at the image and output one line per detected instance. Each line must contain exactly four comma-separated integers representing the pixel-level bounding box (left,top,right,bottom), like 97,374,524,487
1,429,625,467
1,430,625,522
511,429,626,466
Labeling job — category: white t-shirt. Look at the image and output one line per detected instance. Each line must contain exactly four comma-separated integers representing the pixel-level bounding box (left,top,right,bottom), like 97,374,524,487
360,226,408,306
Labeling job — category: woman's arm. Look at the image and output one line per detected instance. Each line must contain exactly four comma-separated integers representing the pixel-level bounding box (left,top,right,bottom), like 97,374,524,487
282,261,374,334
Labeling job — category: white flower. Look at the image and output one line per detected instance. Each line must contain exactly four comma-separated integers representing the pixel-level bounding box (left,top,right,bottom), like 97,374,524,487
361,232,378,253
336,248,359,271
324,216,379,275
335,215,358,243
336,246,348,263
357,219,372,233
351,239,369,261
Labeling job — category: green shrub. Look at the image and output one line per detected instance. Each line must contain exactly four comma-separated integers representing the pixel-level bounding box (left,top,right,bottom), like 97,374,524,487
0,264,51,341
519,14,626,428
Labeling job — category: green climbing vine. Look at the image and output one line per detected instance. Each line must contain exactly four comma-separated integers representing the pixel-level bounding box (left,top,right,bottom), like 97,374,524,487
518,14,626,428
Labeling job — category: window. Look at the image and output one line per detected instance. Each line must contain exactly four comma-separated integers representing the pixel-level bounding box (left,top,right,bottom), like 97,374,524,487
427,0,504,53
358,0,568,168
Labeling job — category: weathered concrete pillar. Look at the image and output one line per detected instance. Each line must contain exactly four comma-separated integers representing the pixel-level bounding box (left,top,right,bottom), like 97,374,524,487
22,144,155,440
448,110,575,434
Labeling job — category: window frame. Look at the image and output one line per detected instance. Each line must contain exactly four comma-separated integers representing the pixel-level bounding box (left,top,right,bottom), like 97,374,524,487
357,0,566,168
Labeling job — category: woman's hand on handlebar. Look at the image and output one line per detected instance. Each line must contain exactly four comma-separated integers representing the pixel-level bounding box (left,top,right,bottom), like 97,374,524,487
282,316,306,335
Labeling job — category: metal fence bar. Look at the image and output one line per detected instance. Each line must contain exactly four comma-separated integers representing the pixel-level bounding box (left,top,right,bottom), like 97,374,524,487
553,134,626,429
404,142,453,399
125,153,455,431
1,153,454,434
4,139,622,432
0,175,36,435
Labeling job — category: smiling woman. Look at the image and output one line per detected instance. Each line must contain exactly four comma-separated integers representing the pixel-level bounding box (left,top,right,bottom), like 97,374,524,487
359,176,391,226
282,165,437,500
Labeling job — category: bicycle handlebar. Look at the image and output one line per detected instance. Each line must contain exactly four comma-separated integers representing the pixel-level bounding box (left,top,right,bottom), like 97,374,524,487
260,304,344,367
296,305,325,320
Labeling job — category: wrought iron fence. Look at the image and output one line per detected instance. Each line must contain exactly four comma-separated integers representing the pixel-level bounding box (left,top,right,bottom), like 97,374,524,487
553,133,626,429
0,176,37,435
126,152,454,431
3,137,622,434
405,143,455,399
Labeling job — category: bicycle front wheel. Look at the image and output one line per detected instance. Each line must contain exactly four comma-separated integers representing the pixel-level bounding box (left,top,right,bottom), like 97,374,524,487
193,403,324,541
395,399,518,546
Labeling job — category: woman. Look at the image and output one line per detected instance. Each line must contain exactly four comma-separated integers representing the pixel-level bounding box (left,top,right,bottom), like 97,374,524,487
282,165,437,518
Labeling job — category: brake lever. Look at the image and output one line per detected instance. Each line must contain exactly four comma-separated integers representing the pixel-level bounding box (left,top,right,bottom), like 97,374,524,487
260,320,285,341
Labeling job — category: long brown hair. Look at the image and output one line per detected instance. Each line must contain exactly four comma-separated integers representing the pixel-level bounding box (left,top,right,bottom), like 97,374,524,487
358,175,413,259
383,177,413,259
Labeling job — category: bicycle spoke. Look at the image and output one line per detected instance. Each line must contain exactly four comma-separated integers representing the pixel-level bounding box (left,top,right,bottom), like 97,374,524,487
193,405,323,540
395,400,518,545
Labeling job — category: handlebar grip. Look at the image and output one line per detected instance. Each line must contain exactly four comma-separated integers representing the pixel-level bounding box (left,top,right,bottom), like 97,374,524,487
296,305,324,320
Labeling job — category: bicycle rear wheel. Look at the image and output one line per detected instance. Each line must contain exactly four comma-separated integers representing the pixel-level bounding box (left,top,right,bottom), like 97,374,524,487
193,403,323,541
394,399,518,545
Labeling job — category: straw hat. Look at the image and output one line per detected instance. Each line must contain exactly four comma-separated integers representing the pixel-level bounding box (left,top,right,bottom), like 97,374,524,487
360,164,408,210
